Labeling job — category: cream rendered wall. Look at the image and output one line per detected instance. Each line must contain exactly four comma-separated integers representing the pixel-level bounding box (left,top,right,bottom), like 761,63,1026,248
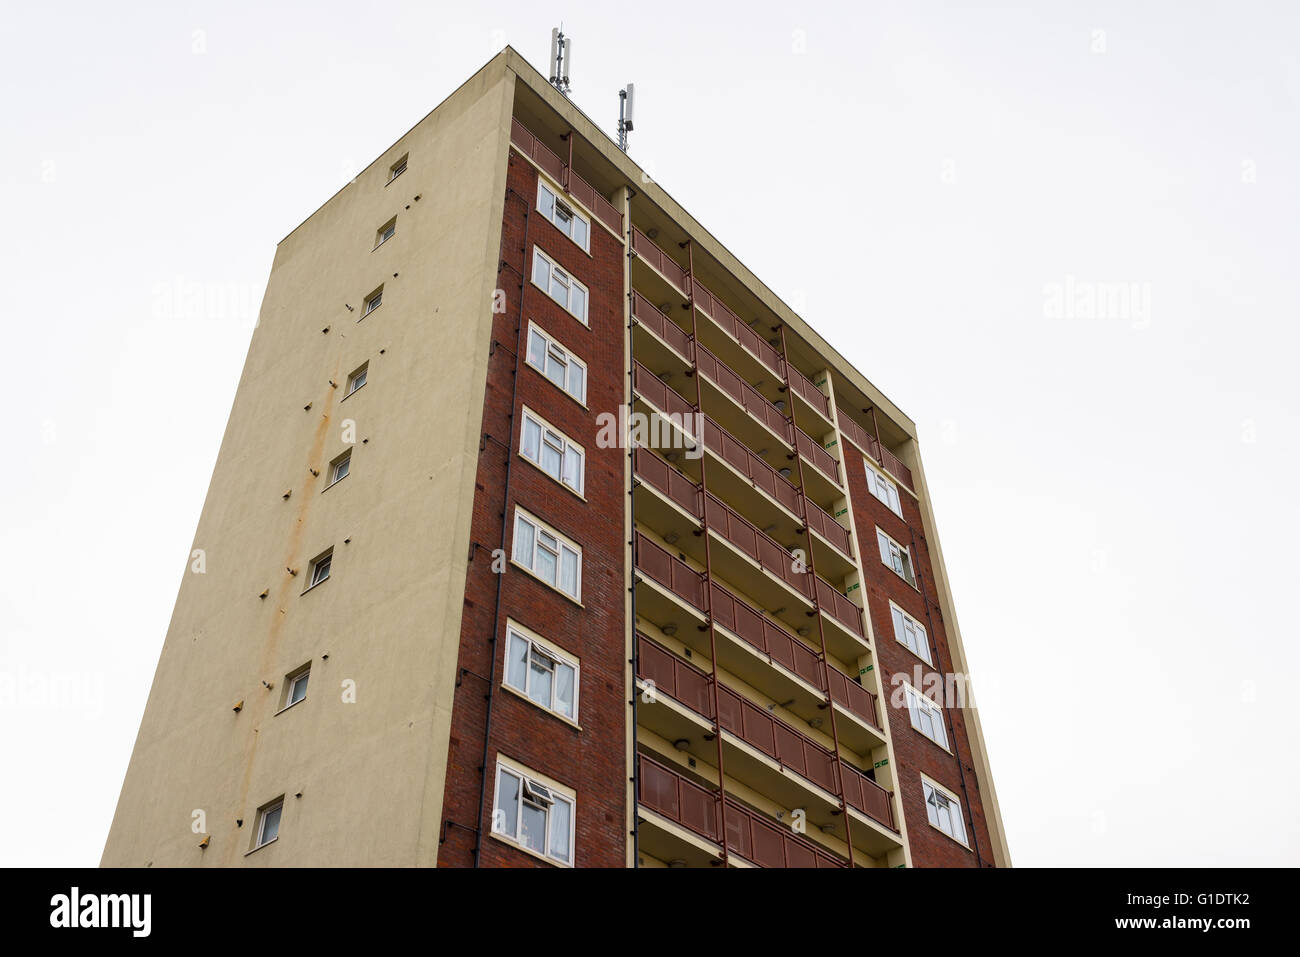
101,55,517,866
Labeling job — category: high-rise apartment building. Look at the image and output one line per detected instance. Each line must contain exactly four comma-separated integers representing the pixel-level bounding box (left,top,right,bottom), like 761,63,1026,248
102,48,1009,869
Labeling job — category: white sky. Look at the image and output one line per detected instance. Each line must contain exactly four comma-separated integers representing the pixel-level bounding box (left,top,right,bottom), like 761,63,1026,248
2,0,1296,867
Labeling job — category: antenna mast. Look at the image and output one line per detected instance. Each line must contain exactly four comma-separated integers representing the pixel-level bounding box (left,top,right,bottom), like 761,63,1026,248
617,83,635,152
549,27,573,96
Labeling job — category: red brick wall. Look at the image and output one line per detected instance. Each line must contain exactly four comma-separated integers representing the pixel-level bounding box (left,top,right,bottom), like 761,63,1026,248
438,150,628,868
844,452,996,868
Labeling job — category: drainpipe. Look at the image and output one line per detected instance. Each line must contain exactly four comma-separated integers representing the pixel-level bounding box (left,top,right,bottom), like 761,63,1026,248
625,188,641,868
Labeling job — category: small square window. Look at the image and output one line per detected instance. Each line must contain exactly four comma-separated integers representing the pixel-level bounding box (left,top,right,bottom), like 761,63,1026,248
345,363,368,396
328,451,351,486
254,799,283,849
288,670,309,706
307,549,332,589
362,287,383,317
375,218,396,248
388,155,408,183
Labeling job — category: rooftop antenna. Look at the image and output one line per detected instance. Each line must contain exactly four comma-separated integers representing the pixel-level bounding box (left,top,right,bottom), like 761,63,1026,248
617,83,635,152
549,27,573,96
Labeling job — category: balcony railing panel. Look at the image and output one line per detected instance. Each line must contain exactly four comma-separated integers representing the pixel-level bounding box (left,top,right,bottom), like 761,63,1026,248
701,418,801,514
634,446,703,517
836,412,881,462
815,578,864,638
638,753,721,843
633,361,697,436
787,364,831,419
638,634,715,718
632,227,689,294
840,764,896,830
825,668,880,730
696,344,793,443
691,278,784,377
716,685,838,795
707,582,824,689
879,446,915,492
725,803,847,868
635,532,705,610
804,499,852,558
509,118,623,234
704,493,812,599
632,291,693,360
795,427,841,486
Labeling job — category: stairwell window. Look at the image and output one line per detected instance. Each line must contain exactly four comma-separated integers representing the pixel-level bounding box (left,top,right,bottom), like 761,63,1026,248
890,600,931,664
375,217,396,248
362,286,383,317
504,621,578,721
537,180,590,252
876,528,916,587
388,154,408,183
252,797,283,851
306,549,332,589
492,756,575,865
866,461,903,518
922,776,968,846
512,508,581,601
345,363,368,396
525,322,586,404
531,246,588,324
279,664,310,712
520,407,584,495
327,451,351,487
904,684,949,750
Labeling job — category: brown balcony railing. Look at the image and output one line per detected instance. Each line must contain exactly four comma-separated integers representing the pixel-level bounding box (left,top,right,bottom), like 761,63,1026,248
725,802,848,868
804,499,852,558
509,118,623,234
638,634,715,717
825,668,880,730
704,492,812,599
631,291,693,361
638,753,722,844
635,532,705,610
717,684,839,793
690,277,785,377
696,343,793,442
879,446,915,493
836,411,914,491
708,581,824,689
634,446,703,518
795,427,841,487
841,764,896,830
816,578,865,638
631,227,689,294
701,417,800,514
633,361,697,436
787,364,831,419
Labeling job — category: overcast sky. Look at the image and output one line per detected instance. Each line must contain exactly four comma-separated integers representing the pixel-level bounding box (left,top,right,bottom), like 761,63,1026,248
2,0,1296,867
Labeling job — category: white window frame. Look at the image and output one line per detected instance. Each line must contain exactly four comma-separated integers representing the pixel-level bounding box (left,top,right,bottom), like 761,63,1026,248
306,549,332,589
530,246,588,325
254,798,283,849
491,756,575,866
519,407,584,495
525,321,587,405
511,508,582,601
345,363,368,396
503,619,579,722
921,776,968,847
903,683,950,750
387,154,407,183
327,451,351,487
362,286,383,317
375,217,396,248
287,669,310,707
876,527,916,587
889,600,931,664
865,460,903,518
536,179,590,252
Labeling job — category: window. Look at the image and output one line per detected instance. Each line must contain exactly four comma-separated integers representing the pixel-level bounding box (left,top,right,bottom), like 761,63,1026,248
890,601,931,664
326,451,351,486
525,322,586,404
492,758,575,865
280,666,310,711
254,798,283,849
505,622,578,720
520,408,584,494
866,461,903,517
512,509,581,601
922,778,967,846
345,363,368,396
904,684,949,749
537,180,590,252
530,247,588,324
388,154,407,183
307,549,332,589
375,217,396,248
362,286,383,317
877,528,916,586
